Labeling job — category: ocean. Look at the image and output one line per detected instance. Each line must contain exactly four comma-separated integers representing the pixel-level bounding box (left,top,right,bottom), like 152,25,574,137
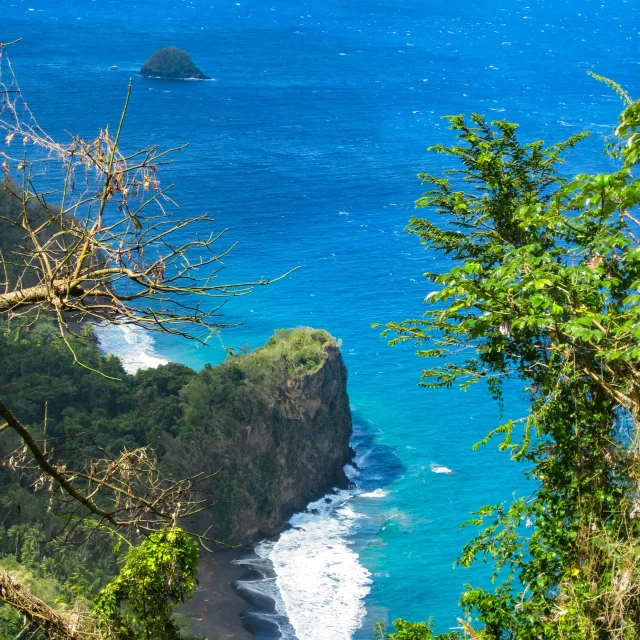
4,0,638,637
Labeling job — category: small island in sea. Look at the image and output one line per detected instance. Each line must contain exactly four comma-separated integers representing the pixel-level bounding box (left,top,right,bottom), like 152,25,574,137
140,46,209,79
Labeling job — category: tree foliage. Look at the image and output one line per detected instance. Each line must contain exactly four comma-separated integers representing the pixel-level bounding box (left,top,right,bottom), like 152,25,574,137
381,84,640,638
95,528,198,640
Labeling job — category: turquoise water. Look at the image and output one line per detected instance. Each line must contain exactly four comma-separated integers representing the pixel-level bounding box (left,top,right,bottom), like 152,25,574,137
4,0,638,636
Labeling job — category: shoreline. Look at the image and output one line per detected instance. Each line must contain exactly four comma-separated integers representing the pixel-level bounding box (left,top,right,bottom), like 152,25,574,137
183,548,255,640
92,327,362,640
183,547,288,640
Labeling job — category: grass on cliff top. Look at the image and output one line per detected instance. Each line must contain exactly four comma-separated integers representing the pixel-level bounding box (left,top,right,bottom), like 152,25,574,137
242,328,338,379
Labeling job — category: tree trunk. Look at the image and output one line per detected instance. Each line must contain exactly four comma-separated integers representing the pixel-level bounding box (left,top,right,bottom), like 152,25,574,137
0,569,95,639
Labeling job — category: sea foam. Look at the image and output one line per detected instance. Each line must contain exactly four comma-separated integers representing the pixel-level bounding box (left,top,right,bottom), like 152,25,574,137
262,490,371,640
430,462,454,475
94,323,168,374
360,488,388,498
233,550,297,638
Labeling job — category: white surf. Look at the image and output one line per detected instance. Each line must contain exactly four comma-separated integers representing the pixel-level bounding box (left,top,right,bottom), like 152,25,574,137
94,323,168,373
263,490,371,640
360,488,388,498
430,462,454,475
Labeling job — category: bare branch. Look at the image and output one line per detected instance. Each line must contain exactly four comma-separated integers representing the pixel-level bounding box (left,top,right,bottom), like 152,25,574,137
0,46,295,346
0,570,101,640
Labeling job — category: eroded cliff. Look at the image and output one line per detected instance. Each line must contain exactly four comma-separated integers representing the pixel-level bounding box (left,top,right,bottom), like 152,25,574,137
167,328,353,543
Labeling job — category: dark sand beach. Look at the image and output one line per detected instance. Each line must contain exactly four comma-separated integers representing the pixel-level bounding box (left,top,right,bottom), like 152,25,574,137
184,549,254,640
183,548,285,640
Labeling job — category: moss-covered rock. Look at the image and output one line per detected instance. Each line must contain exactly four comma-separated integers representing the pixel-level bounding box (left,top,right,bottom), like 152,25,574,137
140,47,209,80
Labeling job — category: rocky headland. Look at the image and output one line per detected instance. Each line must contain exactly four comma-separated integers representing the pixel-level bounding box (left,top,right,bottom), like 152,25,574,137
166,327,353,544
0,307,352,638
171,328,354,637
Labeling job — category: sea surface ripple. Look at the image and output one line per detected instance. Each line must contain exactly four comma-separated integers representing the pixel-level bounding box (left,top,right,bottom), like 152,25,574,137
6,0,638,636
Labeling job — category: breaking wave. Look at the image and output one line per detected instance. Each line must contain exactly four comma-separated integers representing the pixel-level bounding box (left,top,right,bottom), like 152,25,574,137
262,490,372,640
94,323,168,374
235,417,404,639
430,462,454,475
360,488,388,498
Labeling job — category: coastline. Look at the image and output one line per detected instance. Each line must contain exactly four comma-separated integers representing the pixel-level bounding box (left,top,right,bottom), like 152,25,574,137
184,548,254,640
94,325,367,640
184,547,288,640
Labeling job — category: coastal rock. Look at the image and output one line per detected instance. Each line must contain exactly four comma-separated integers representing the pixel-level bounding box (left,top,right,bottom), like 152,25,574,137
140,47,209,80
169,329,353,544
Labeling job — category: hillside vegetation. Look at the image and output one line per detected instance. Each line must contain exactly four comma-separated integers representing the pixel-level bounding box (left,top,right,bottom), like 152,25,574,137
0,320,346,637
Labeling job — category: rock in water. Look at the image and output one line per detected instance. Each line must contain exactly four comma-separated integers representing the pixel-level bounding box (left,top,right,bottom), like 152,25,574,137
140,47,209,80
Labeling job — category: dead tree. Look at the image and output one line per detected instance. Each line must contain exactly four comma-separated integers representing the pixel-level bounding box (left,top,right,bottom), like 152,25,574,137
0,60,292,360
0,40,288,638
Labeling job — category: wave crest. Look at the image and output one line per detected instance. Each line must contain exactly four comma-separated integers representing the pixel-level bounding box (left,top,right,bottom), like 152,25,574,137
265,491,372,640
94,324,168,374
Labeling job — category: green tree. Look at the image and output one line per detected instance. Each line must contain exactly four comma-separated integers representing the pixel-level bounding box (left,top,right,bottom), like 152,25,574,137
95,528,198,640
381,82,640,638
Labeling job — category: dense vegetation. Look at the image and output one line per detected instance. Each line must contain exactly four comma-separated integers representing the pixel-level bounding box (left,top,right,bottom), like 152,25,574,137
0,183,60,289
379,82,640,637
0,319,335,638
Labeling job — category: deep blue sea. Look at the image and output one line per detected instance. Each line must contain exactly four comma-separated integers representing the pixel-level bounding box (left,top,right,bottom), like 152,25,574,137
3,0,638,637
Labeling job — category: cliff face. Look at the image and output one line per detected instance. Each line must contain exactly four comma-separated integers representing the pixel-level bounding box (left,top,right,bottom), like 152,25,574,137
0,321,351,547
167,329,353,544
230,344,352,541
